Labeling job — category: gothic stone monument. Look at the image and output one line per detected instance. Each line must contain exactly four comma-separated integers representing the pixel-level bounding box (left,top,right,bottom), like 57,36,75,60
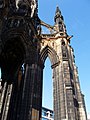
0,0,87,120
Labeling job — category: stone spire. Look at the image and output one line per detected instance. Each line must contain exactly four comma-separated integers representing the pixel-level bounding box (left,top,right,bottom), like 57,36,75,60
54,6,67,33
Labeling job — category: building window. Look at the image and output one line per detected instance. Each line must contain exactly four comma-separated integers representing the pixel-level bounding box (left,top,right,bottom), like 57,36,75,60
42,107,54,120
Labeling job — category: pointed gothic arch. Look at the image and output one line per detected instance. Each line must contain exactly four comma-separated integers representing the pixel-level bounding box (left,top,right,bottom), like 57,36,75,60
0,36,26,82
40,45,59,66
40,45,62,120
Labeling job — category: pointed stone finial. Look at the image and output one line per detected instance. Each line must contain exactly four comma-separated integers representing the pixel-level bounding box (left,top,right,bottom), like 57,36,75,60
55,6,61,15
54,6,67,33
54,6,63,23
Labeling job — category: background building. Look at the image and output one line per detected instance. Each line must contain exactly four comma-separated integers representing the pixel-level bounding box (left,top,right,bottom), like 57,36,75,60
42,107,54,120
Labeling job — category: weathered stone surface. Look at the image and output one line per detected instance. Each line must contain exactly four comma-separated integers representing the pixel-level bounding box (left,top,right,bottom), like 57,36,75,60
0,1,87,120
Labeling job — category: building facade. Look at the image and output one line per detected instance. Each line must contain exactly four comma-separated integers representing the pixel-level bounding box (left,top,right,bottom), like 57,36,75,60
42,107,54,120
0,0,87,120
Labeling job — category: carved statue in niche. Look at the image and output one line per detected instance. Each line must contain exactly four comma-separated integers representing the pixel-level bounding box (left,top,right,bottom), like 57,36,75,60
62,41,67,58
58,22,63,31
15,0,29,16
15,0,36,17
37,24,41,35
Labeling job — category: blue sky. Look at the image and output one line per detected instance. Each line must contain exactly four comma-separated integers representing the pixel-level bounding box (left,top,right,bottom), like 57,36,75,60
38,0,90,116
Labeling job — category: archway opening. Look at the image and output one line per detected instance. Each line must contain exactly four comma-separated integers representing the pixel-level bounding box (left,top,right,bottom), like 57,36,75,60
0,37,25,83
42,57,53,119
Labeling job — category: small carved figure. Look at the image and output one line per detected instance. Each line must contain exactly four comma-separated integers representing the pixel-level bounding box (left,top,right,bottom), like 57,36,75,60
31,0,36,17
62,42,67,58
37,25,41,35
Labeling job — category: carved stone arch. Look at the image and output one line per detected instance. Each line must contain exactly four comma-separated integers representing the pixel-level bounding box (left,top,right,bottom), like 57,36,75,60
0,34,27,82
40,45,59,66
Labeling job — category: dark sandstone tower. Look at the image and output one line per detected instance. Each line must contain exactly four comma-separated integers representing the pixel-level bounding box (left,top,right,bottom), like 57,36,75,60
0,0,87,120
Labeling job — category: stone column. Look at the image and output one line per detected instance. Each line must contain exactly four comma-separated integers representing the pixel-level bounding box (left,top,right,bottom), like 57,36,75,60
18,63,43,120
52,62,66,120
